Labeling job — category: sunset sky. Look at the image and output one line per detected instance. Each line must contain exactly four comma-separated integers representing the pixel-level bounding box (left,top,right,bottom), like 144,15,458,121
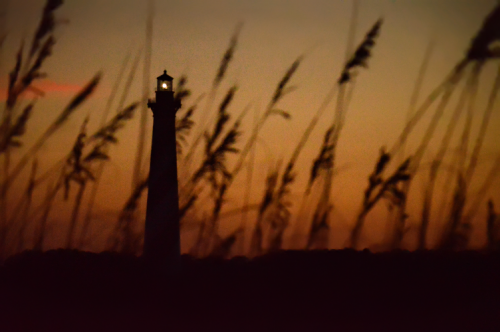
1,0,499,253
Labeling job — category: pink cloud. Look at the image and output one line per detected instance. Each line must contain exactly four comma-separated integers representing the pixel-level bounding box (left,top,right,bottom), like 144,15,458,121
0,80,83,102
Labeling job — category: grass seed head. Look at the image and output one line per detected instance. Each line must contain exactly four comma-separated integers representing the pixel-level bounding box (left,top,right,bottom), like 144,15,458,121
214,22,243,87
272,56,302,105
339,18,383,85
29,0,63,58
466,4,500,61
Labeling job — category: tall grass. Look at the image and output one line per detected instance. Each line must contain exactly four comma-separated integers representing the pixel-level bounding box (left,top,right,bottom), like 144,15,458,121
79,51,140,249
347,4,500,251
2,1,500,258
0,0,145,257
132,0,154,190
182,23,243,169
350,149,411,249
418,71,472,249
306,18,383,250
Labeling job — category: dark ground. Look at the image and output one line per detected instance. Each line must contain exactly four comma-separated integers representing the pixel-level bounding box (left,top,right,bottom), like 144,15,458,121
0,249,499,332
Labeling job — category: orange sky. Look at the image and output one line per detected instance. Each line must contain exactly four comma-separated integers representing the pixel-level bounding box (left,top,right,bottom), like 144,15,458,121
1,0,499,254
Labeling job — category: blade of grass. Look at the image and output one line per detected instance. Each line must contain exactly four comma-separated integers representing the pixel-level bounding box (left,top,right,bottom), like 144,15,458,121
132,0,153,189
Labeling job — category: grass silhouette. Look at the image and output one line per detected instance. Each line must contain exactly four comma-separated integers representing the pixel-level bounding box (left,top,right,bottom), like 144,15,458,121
0,0,499,260
1,3,500,330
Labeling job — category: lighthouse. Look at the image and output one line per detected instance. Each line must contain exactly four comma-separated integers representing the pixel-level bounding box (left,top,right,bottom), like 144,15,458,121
143,70,180,271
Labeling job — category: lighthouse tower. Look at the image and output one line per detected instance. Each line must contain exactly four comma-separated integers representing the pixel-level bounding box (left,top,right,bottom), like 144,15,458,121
143,70,180,271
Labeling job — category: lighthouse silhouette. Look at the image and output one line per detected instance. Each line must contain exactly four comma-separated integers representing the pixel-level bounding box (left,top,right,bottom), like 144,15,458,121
143,70,180,271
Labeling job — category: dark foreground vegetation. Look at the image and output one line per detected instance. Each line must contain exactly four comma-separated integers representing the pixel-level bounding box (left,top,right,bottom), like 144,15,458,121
1,249,499,332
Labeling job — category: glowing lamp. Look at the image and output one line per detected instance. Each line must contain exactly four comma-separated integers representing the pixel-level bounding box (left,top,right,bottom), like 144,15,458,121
157,69,173,91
